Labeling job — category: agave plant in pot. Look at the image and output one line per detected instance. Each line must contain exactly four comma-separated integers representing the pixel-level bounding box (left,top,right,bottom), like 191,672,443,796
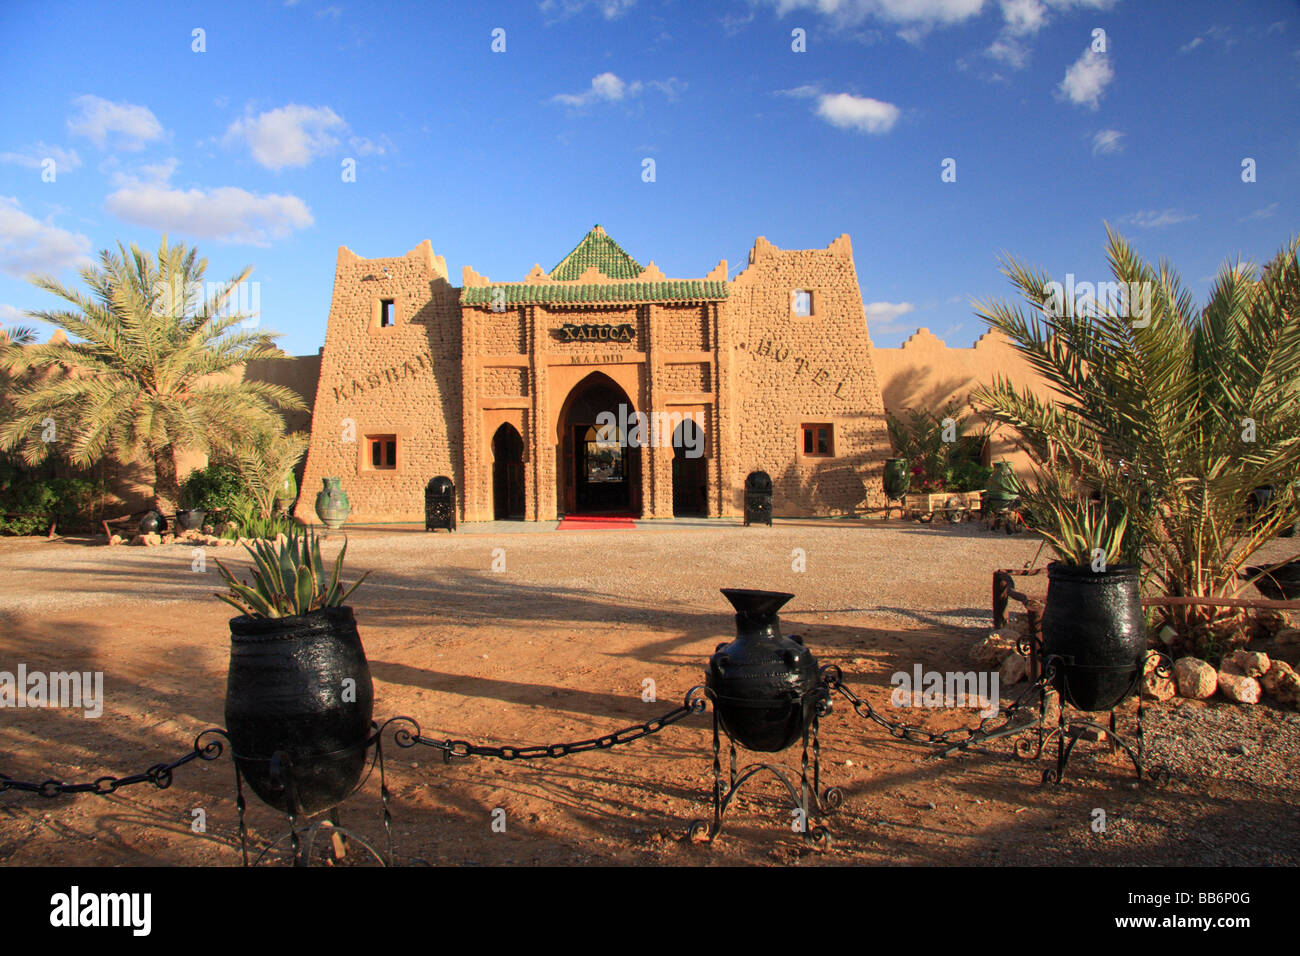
1027,463,1146,713
214,526,373,817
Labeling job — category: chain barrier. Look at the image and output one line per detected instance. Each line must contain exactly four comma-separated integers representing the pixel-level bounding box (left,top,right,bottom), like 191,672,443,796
391,685,708,762
819,664,1051,751
0,729,227,798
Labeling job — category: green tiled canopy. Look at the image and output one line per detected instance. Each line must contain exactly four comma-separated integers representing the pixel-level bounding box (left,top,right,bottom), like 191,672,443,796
462,280,728,306
460,225,727,306
548,225,644,280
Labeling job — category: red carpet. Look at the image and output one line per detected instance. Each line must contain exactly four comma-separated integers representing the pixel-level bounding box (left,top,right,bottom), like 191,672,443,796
556,514,638,530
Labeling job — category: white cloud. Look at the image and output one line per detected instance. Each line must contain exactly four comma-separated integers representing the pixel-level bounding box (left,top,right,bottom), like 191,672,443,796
863,300,916,329
551,73,682,107
1000,0,1046,35
66,95,164,151
553,72,641,107
223,104,346,170
985,37,1029,68
775,84,823,98
0,197,94,278
1058,46,1114,109
816,93,901,134
1120,209,1195,229
348,134,394,156
1179,36,1203,53
104,183,313,245
0,142,83,171
1,303,31,323
1240,203,1278,222
538,0,635,19
1091,129,1124,155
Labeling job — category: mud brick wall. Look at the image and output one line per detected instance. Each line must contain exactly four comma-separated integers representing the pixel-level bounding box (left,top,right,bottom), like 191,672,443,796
726,234,892,516
294,241,463,524
660,362,710,393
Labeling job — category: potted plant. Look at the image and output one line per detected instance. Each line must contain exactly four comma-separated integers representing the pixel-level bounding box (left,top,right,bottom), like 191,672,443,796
175,487,205,532
214,525,373,816
1029,465,1145,712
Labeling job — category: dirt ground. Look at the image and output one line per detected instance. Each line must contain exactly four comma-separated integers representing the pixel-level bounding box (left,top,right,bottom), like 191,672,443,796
1,519,1297,867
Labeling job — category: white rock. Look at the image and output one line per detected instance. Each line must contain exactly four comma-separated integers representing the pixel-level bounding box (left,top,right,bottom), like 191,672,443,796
1217,671,1261,704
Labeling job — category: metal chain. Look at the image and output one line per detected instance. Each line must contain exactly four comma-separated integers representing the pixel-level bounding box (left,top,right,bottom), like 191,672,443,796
394,686,707,762
0,730,227,798
819,665,1049,748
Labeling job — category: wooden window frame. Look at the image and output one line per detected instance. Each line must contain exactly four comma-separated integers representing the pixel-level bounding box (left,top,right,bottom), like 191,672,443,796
800,423,834,458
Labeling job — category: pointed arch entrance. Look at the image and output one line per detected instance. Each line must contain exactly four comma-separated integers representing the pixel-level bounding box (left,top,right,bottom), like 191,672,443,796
491,423,525,520
556,372,642,517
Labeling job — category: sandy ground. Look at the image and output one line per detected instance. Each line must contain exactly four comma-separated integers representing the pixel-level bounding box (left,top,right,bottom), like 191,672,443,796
0,519,1297,867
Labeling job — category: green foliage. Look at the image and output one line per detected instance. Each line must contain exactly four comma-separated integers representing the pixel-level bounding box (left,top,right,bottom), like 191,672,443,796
221,500,300,540
0,456,103,535
214,524,369,619
972,227,1300,638
179,463,247,519
886,403,991,493
943,459,993,493
1019,453,1133,566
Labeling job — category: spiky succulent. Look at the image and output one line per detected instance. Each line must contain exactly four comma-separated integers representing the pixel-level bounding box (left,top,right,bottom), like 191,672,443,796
214,524,369,618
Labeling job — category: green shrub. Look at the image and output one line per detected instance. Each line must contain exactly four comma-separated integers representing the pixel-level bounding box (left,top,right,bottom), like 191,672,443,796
221,500,301,540
943,460,992,493
0,457,102,535
179,463,248,523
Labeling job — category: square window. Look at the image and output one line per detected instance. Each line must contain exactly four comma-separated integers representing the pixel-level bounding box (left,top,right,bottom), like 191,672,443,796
800,424,833,457
792,289,813,317
367,435,397,470
379,299,395,327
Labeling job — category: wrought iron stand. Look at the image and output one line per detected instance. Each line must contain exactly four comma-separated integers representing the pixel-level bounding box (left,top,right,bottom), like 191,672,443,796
688,683,843,845
223,718,411,867
1022,654,1171,786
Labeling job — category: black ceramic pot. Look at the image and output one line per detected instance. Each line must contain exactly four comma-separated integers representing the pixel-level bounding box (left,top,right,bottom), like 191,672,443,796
176,509,205,532
224,606,374,816
138,510,167,534
707,589,819,753
1245,559,1300,601
1041,562,1145,712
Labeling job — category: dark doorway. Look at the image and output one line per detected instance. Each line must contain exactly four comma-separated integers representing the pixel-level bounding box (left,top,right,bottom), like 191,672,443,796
557,373,641,517
492,423,525,520
672,418,707,517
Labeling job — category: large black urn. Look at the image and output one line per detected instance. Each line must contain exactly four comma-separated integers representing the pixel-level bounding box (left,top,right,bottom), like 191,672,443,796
224,605,375,816
1040,562,1145,712
707,589,820,752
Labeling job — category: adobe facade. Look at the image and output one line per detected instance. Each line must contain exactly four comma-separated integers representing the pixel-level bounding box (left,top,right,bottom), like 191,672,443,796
293,226,896,524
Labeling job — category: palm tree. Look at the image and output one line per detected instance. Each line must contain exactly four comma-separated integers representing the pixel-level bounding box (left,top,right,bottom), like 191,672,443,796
973,227,1300,655
0,237,306,513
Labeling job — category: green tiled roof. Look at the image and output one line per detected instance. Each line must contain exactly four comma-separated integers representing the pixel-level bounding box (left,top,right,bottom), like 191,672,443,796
548,225,644,280
462,281,729,306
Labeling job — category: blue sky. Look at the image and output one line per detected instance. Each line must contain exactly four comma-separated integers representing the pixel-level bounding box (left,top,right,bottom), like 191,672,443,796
1,0,1296,355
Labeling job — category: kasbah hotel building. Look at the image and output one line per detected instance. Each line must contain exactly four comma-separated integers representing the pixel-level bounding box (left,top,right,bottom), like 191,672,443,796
292,224,1035,526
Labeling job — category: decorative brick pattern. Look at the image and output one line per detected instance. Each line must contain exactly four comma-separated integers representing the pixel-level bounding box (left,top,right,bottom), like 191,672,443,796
481,367,529,397
660,362,710,393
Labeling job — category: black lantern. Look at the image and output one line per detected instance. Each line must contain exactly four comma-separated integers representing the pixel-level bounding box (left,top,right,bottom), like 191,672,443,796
425,476,456,531
743,471,773,527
